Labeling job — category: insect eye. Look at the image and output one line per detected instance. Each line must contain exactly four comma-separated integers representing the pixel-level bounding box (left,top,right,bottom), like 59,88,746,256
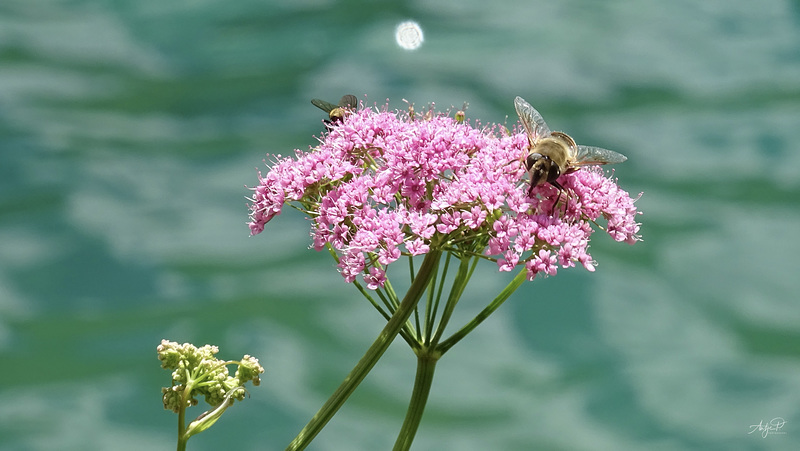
525,153,542,170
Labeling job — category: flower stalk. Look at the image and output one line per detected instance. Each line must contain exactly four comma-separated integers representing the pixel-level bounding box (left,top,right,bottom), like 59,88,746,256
286,250,442,451
393,349,440,451
438,266,528,354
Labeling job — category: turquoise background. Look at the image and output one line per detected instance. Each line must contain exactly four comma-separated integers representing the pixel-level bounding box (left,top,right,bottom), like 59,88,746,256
2,1,799,450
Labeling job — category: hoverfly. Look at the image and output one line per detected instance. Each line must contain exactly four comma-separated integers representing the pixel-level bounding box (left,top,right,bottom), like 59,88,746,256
454,101,468,123
311,94,358,127
514,96,627,201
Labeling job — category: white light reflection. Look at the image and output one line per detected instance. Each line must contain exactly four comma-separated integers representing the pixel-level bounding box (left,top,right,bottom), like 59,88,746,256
395,21,424,51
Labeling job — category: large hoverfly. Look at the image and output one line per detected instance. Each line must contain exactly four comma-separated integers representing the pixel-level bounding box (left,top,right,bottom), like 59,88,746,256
514,96,627,199
311,94,358,127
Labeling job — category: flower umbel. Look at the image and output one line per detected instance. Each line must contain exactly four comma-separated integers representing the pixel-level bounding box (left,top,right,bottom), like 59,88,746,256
248,98,642,451
248,102,641,285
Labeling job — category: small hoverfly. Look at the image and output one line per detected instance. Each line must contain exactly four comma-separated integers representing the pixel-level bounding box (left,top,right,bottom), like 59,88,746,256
311,94,358,127
514,96,627,200
454,101,468,123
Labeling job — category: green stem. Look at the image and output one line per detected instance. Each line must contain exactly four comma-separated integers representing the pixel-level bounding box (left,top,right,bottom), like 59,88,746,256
392,349,440,451
429,255,475,347
437,268,527,355
176,381,193,451
285,250,442,451
177,415,187,451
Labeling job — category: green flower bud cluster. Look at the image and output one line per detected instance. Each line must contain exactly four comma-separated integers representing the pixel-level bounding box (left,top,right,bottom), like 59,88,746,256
157,340,264,413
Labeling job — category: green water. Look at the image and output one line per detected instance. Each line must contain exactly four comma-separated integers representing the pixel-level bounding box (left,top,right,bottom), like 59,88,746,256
2,1,800,450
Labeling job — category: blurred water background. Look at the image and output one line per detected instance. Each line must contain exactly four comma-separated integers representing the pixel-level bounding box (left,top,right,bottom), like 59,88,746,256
2,0,800,450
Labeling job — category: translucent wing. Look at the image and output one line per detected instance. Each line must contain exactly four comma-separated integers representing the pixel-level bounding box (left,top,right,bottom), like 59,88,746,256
514,96,550,142
311,98,337,113
337,94,358,109
574,145,627,166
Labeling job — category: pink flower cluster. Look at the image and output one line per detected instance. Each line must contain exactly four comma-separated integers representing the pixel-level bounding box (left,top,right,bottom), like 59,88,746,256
248,103,641,288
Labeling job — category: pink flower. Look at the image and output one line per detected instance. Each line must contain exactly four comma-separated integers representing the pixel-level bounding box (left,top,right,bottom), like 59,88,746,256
247,101,641,287
461,205,488,229
497,250,520,272
405,238,430,256
364,266,387,290
527,249,558,279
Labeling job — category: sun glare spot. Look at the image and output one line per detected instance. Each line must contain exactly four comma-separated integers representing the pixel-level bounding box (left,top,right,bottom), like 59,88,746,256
395,21,423,51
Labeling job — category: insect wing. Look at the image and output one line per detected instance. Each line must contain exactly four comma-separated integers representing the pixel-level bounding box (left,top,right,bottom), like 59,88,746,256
514,96,551,142
337,94,358,109
574,145,627,166
311,98,338,113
